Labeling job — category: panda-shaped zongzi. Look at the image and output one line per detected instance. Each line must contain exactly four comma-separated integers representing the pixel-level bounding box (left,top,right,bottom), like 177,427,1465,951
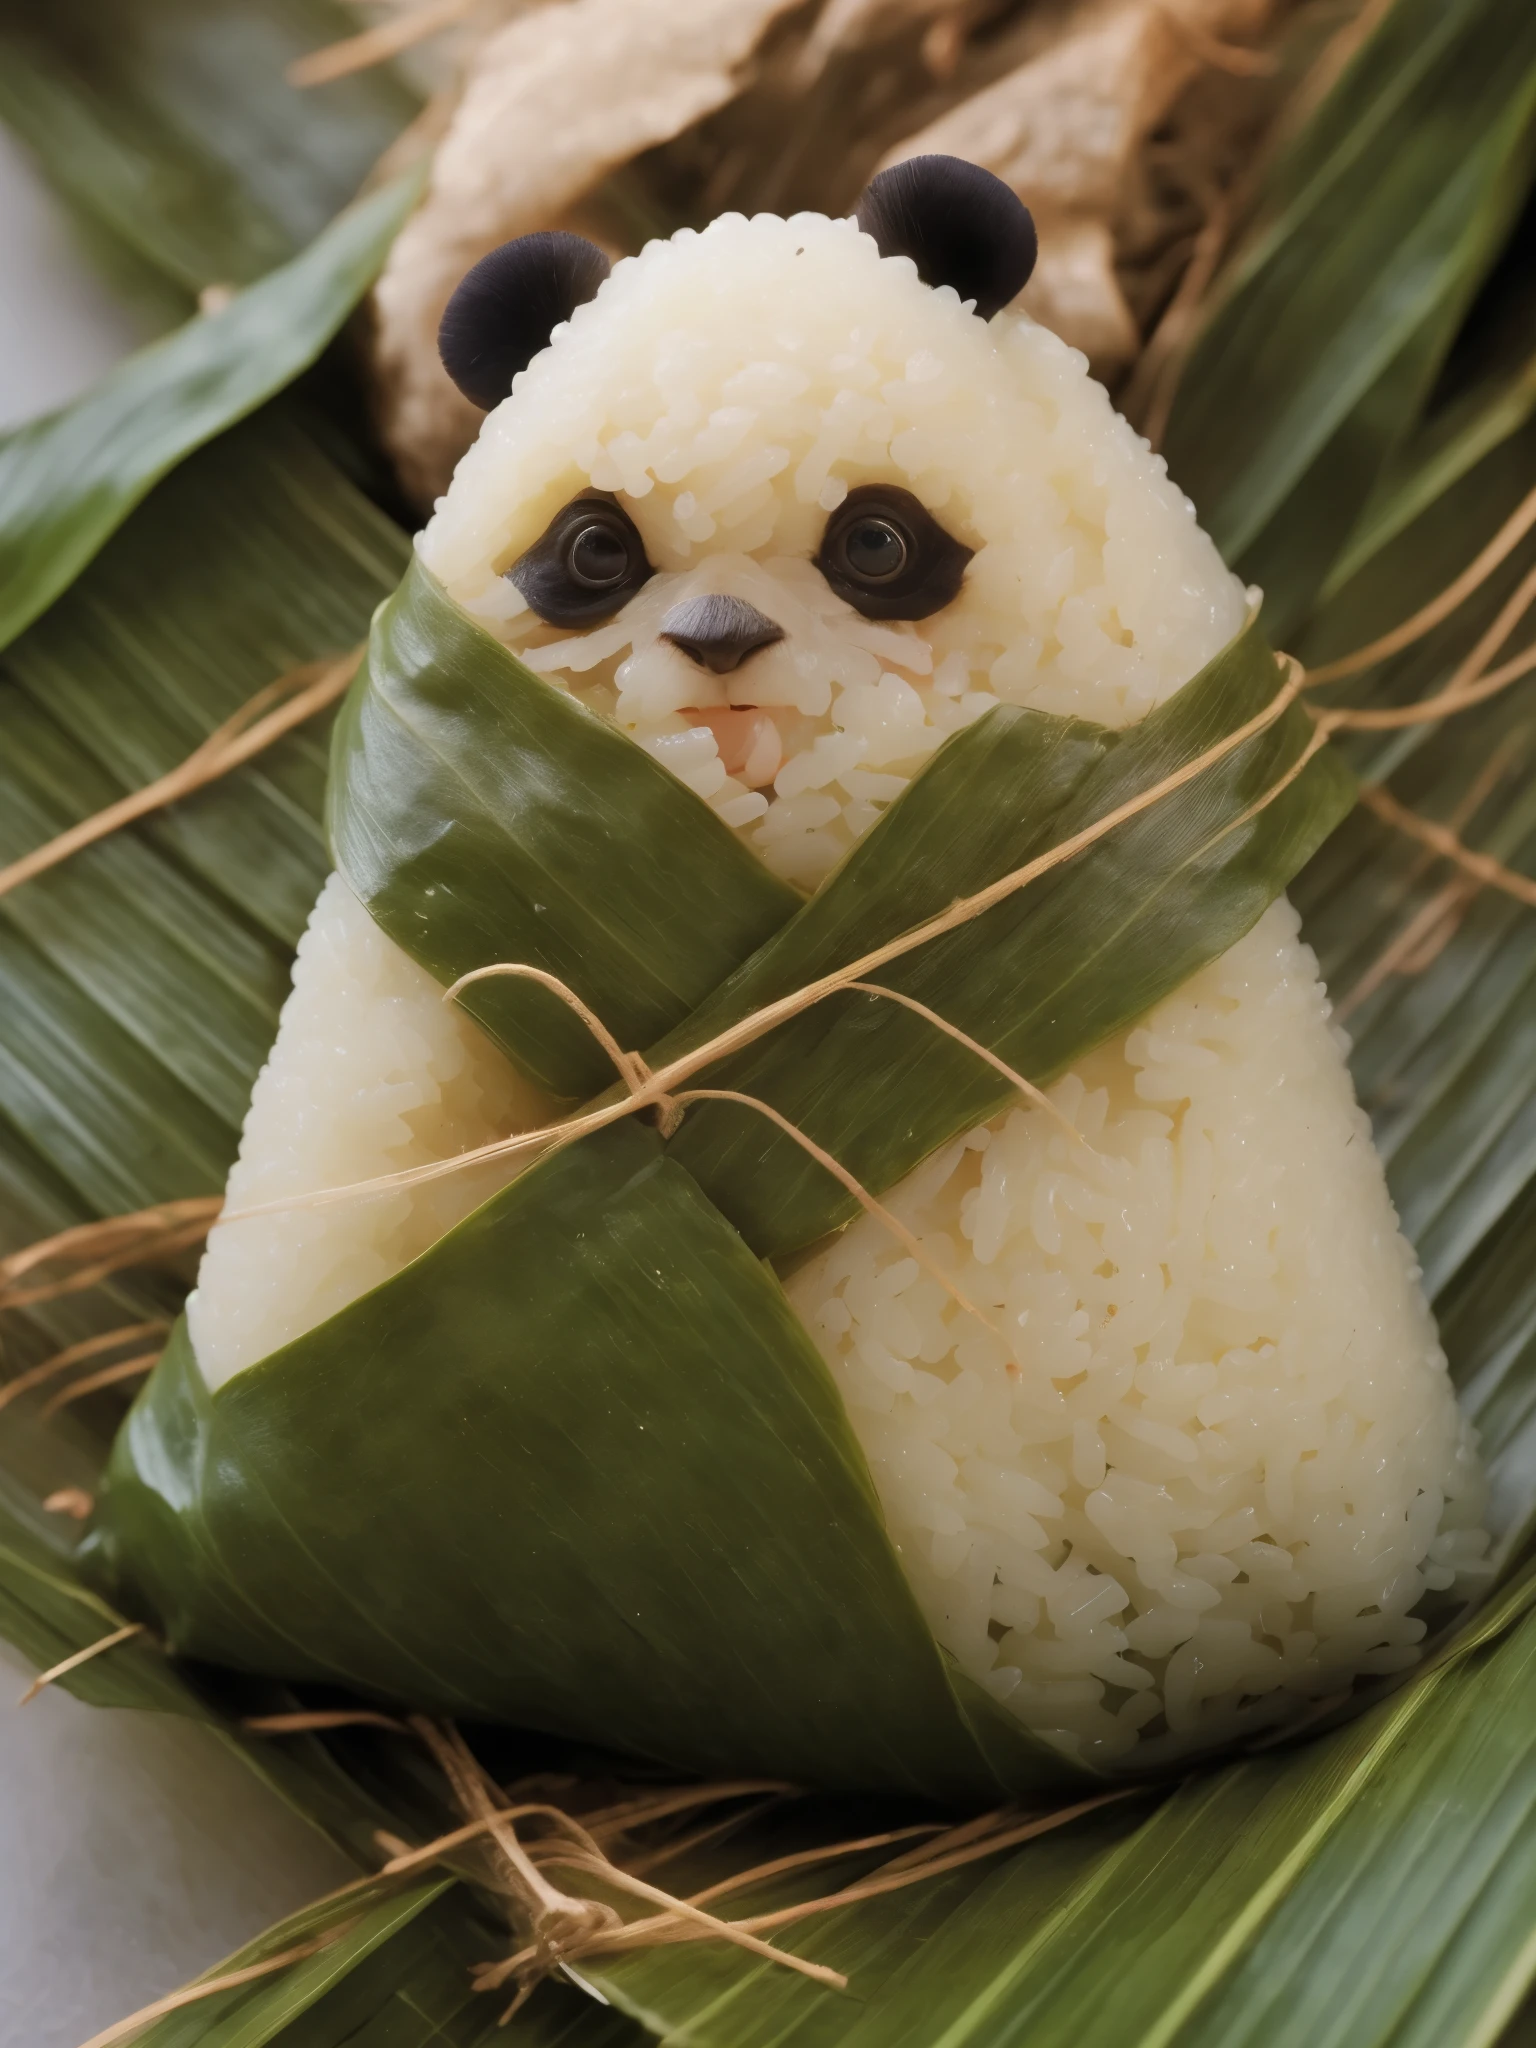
188,158,1487,1767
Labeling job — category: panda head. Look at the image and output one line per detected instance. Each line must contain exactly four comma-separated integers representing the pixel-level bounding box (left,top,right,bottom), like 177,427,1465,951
420,157,1244,892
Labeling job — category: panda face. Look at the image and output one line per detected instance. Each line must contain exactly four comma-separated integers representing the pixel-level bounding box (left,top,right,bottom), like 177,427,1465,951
421,201,1246,892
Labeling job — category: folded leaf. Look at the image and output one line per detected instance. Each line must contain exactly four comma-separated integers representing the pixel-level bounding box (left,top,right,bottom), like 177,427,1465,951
664,614,1353,1255
0,172,421,654
91,1123,1076,1802
329,560,801,1099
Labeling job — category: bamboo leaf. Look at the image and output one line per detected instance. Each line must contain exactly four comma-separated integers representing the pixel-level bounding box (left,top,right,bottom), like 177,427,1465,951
663,616,1351,1257
252,1893,646,2048
0,172,420,653
129,1878,453,2048
0,415,407,1231
334,570,1348,1245
90,1127,1077,1802
581,1581,1536,2048
584,1801,1145,2048
0,0,417,304
1162,0,1536,635
4,409,408,943
330,561,801,1101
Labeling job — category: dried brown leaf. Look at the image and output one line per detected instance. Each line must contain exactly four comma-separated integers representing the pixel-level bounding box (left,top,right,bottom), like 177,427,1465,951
372,0,806,502
879,0,1275,370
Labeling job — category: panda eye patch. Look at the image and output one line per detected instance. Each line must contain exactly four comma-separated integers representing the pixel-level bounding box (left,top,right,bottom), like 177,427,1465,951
507,493,654,625
815,486,972,620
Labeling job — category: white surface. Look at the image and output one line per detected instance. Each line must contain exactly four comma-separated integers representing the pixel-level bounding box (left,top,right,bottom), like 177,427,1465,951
0,1644,354,2048
0,139,354,2048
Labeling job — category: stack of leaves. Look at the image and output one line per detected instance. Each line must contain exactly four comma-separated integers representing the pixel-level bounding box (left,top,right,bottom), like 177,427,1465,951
0,0,1535,2044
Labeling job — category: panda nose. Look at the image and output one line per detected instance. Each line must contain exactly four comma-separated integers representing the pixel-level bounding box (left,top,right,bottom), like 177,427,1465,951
660,595,785,674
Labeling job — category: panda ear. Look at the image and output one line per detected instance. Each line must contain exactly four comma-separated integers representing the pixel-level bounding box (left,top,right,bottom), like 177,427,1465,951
856,156,1037,319
438,231,611,410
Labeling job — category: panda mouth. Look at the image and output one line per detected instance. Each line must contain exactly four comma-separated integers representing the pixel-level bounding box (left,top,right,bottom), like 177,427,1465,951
677,705,785,787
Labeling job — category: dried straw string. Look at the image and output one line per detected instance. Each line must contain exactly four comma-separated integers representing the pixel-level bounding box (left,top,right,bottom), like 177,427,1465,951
532,1781,797,1851
40,1352,164,1415
1332,732,1530,1019
18,1622,146,1705
669,1084,1003,1335
673,1820,947,1906
483,1787,1140,1994
446,960,1007,1330
619,1798,834,1883
0,649,361,903
0,1199,222,1312
1313,520,1536,1005
620,1793,1133,1938
403,1723,849,2014
1304,482,1536,685
244,1707,411,1734
842,983,1085,1143
409,1718,625,1966
396,1715,1136,2005
1330,609,1536,732
221,655,1314,1225
445,961,654,1101
1356,785,1536,910
2,517,1529,1341
236,1710,1118,2005
0,1319,167,1415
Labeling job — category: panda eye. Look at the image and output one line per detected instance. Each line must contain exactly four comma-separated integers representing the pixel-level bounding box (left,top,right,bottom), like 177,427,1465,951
507,493,654,625
816,485,973,621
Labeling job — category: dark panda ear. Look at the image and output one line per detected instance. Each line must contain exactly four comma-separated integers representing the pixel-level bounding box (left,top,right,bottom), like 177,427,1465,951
438,231,611,410
856,156,1037,319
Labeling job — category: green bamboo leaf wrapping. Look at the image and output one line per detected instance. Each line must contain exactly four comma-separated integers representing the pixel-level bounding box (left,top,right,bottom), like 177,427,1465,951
91,1123,1075,1802
0,172,421,653
328,560,801,1100
330,573,1351,1246
663,616,1353,1256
